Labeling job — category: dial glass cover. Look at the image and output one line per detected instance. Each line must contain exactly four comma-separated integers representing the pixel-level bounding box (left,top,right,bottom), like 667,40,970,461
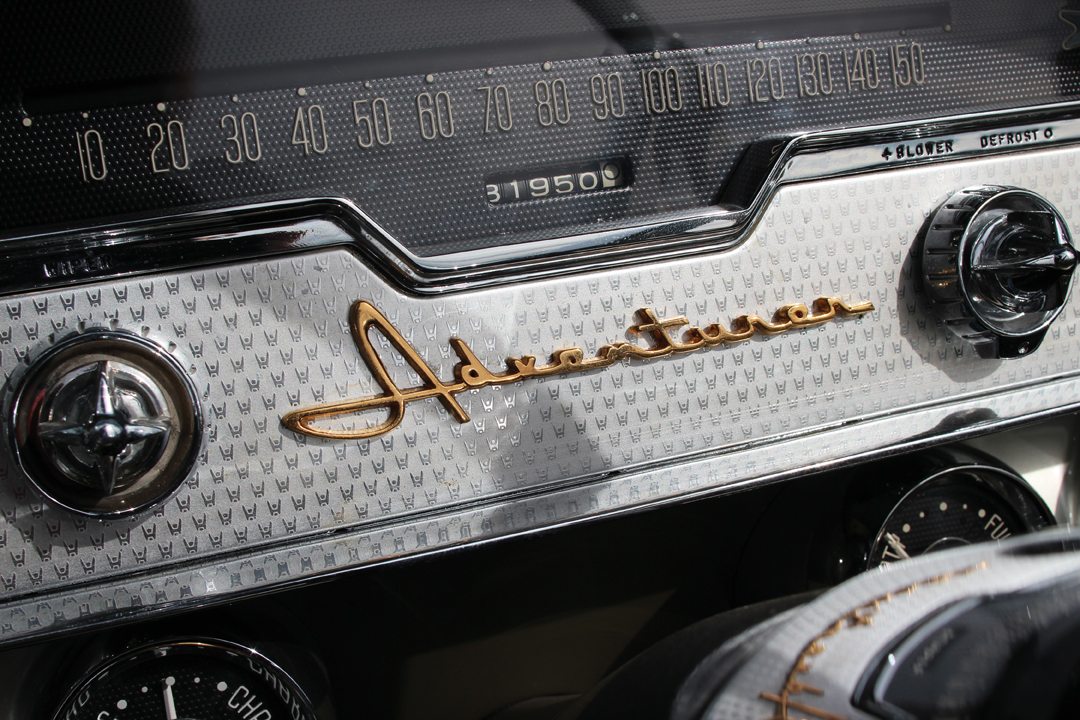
867,466,1054,568
53,639,316,720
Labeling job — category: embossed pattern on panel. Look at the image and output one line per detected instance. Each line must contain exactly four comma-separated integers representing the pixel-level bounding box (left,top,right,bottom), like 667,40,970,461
1,147,1079,608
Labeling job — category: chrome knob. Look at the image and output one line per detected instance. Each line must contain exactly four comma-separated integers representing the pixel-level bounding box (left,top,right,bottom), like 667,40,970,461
922,186,1077,359
9,332,201,516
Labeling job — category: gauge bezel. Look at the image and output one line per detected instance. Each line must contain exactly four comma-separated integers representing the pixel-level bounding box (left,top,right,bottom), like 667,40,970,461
866,463,1055,570
50,637,319,720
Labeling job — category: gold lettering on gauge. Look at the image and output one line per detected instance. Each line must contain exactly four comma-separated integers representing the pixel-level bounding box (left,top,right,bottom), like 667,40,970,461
281,296,875,441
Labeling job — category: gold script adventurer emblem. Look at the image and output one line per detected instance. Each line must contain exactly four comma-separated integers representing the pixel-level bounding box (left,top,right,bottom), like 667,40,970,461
281,296,874,441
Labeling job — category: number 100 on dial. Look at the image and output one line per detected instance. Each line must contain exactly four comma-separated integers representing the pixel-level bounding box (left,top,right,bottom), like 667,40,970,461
486,159,630,204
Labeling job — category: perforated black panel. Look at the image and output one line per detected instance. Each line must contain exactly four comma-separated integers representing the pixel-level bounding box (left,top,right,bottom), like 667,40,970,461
1,1,1078,256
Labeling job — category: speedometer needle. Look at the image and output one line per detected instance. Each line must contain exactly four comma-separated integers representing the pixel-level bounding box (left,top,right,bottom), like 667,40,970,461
885,532,911,561
163,678,179,720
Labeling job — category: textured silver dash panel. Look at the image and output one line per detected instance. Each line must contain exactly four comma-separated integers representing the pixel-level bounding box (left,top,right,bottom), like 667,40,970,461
2,147,1080,641
0,378,1075,643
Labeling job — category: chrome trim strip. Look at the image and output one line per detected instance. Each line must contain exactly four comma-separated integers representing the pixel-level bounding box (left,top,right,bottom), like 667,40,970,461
779,114,1080,185
4,101,1080,295
0,375,1076,648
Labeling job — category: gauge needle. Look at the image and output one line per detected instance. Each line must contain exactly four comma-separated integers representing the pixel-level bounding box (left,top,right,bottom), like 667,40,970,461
885,532,911,560
163,679,179,720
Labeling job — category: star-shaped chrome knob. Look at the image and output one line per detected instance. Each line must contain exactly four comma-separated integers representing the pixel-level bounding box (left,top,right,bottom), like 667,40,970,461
37,361,172,495
9,332,201,516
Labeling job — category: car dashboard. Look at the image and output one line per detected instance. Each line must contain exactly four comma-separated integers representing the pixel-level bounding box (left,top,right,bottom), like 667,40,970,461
2,2,1080,718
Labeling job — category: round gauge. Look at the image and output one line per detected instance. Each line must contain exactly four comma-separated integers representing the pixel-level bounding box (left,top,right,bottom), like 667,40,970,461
867,465,1053,569
52,638,317,720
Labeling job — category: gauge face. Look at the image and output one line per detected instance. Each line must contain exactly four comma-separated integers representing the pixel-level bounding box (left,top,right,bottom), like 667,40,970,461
867,466,1053,569
54,639,316,720
3,1,1080,257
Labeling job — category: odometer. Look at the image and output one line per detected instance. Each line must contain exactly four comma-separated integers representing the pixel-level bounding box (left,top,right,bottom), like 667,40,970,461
53,639,317,720
484,158,630,204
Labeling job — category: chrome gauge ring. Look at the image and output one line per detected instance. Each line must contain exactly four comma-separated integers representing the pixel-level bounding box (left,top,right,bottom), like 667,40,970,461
8,331,202,517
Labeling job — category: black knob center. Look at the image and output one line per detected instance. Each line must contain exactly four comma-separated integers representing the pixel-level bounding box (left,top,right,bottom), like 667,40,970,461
86,417,128,455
